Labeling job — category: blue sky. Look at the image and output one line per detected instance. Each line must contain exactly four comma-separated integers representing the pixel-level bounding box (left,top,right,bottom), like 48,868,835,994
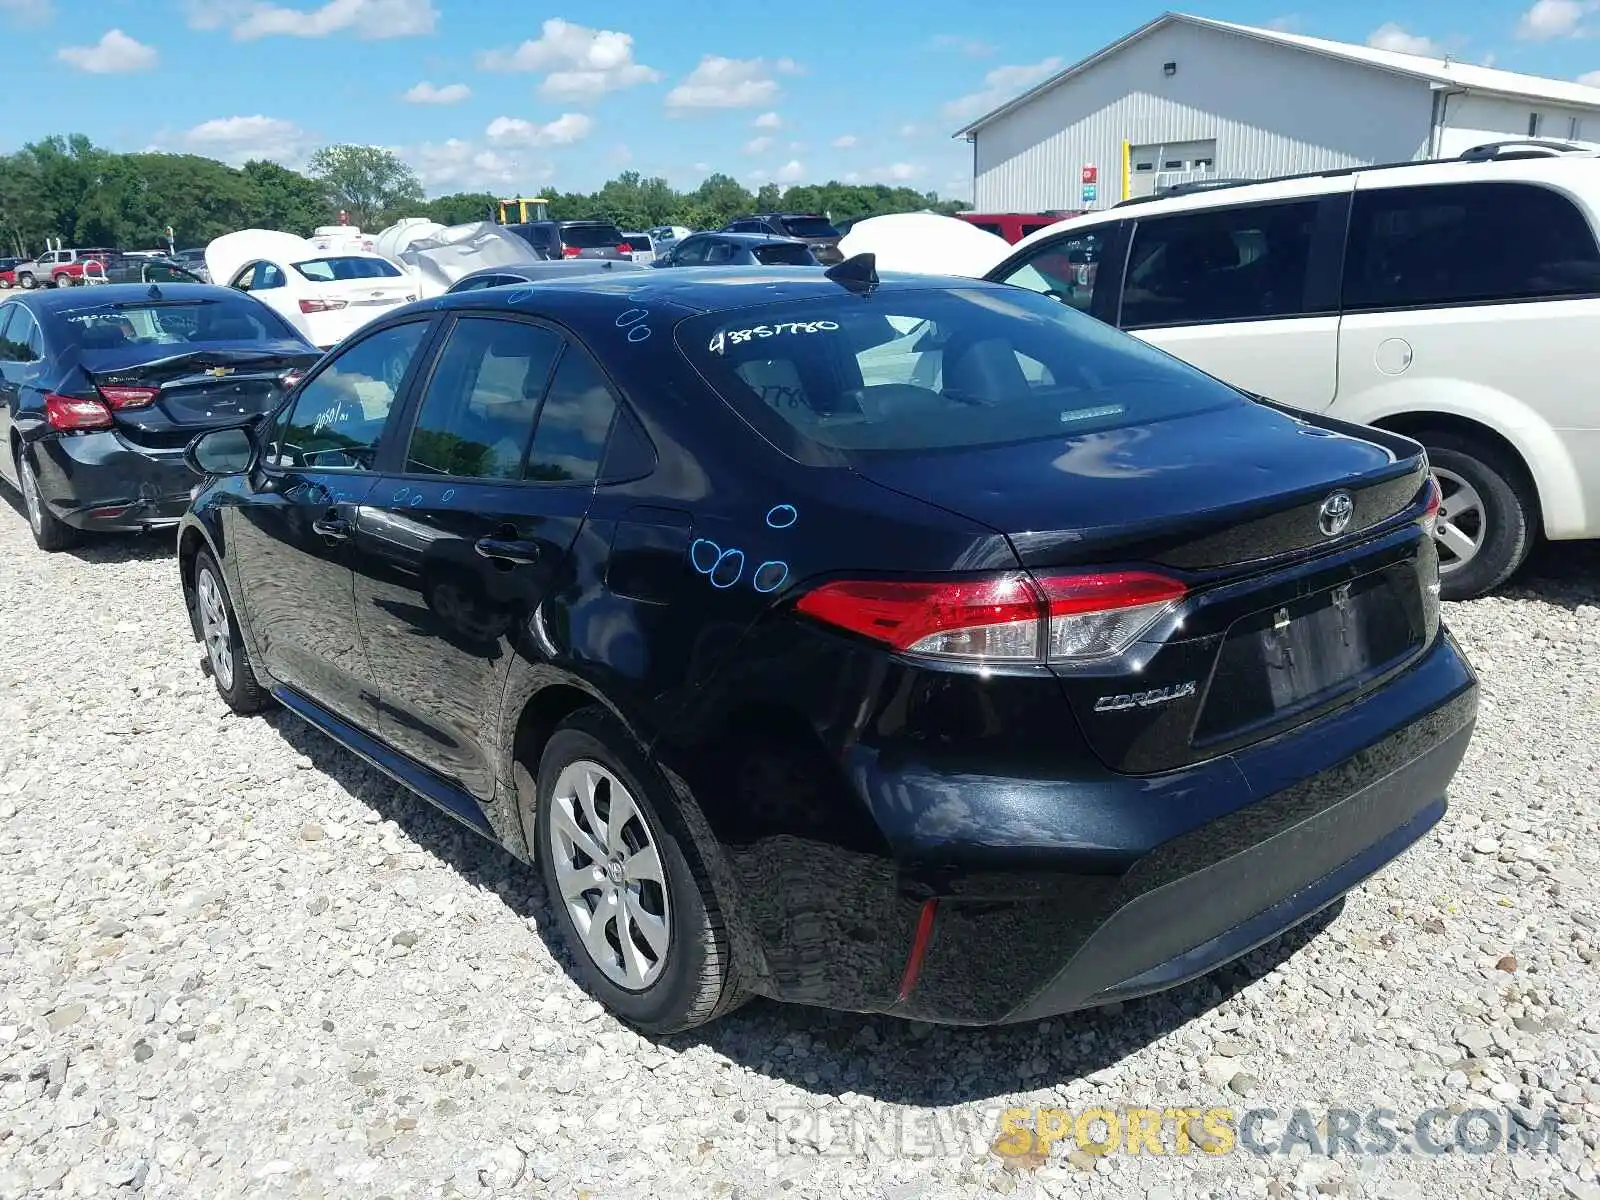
5,0,1600,201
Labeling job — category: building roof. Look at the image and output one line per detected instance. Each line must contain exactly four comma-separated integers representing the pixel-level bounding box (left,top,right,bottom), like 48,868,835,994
953,12,1600,137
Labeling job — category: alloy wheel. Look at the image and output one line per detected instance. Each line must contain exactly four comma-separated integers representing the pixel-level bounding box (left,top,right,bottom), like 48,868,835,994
195,566,236,691
547,759,671,990
1431,467,1486,576
18,454,44,537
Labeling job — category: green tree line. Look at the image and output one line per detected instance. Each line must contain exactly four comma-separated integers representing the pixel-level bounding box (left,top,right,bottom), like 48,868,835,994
0,135,967,257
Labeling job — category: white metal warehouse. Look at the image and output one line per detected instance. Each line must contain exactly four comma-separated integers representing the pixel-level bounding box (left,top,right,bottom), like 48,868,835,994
955,12,1600,212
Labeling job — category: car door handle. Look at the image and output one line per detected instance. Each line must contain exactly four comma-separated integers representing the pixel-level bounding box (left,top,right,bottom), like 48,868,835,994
475,536,540,565
312,515,350,540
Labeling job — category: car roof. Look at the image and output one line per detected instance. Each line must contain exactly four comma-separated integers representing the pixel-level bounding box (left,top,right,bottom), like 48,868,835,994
452,260,645,284
702,231,808,246
429,265,1012,319
9,282,242,313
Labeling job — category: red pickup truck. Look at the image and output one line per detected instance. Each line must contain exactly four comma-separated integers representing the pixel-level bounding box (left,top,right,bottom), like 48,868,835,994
955,212,1081,244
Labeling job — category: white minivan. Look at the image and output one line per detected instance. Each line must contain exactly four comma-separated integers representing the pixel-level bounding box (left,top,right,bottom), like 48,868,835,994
970,143,1600,600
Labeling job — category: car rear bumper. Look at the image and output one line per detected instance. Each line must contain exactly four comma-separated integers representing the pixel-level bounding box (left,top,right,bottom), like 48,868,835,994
879,631,1478,1025
29,432,194,531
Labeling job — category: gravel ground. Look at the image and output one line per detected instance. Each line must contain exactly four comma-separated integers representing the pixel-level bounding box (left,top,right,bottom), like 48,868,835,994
0,498,1596,1200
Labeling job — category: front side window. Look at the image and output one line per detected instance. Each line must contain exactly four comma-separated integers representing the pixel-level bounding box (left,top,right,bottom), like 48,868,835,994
673,237,710,265
267,320,429,471
677,286,1243,456
525,348,617,483
404,317,561,479
252,262,287,290
995,230,1108,314
705,241,737,265
1120,200,1319,328
1342,182,1600,310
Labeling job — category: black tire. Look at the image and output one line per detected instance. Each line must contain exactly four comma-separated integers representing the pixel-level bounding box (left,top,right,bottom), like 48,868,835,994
14,445,80,552
531,707,746,1034
17,272,35,290
1420,433,1536,601
53,273,73,288
192,550,271,715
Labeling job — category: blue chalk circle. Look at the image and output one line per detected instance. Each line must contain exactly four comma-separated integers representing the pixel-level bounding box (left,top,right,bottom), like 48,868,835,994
710,548,745,589
615,308,649,328
765,504,798,529
506,288,534,305
690,538,721,574
392,486,411,503
627,325,651,343
441,489,456,503
753,561,789,593
409,493,423,507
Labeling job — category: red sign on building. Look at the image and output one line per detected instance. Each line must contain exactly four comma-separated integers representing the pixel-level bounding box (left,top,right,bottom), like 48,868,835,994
1081,165,1098,184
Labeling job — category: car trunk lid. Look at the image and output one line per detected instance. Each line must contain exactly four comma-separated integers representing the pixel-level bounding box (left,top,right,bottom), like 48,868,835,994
851,403,1439,773
84,342,321,444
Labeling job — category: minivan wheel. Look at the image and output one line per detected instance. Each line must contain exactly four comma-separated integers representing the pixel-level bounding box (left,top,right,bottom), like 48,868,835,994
1421,435,1534,601
532,708,746,1034
193,550,270,714
15,446,79,552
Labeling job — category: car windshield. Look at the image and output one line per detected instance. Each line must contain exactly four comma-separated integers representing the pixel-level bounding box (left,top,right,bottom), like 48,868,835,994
292,256,401,282
751,242,815,266
781,217,840,239
561,224,625,248
675,287,1244,455
56,296,297,352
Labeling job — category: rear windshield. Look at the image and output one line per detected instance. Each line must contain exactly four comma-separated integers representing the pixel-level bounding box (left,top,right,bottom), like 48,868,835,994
292,256,401,282
624,235,653,251
779,216,840,239
751,242,815,266
56,296,298,353
675,287,1244,455
560,224,625,248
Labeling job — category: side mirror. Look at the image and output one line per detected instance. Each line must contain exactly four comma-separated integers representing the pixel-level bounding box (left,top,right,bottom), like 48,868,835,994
184,425,257,477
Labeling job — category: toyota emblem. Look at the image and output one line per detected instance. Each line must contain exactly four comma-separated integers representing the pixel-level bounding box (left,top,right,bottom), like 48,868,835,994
1318,490,1354,537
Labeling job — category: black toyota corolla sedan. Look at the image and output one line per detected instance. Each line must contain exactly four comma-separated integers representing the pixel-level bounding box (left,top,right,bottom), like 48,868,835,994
176,259,1478,1034
0,284,319,551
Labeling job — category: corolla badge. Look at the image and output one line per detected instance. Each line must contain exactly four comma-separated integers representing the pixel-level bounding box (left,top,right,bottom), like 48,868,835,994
1092,680,1197,713
1318,489,1354,537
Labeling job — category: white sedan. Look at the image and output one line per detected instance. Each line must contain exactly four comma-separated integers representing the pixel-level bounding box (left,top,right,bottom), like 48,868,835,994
205,230,415,350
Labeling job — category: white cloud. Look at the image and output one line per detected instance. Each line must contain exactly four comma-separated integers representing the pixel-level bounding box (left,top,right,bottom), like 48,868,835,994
665,55,801,111
57,29,158,73
0,0,51,26
479,18,658,101
198,0,437,40
926,34,996,57
743,135,774,154
1366,23,1443,56
485,113,594,147
1265,14,1302,32
753,111,782,129
875,162,925,181
180,115,313,166
942,56,1064,123
832,134,858,149
691,161,710,172
1518,0,1596,40
403,80,469,104
407,138,526,191
899,123,923,137
774,160,805,183
842,171,861,183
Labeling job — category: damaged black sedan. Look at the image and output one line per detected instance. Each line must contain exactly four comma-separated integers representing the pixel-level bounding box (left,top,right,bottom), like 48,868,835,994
0,283,319,551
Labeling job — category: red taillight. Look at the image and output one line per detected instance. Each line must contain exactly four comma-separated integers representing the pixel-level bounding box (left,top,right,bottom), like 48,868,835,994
299,298,348,313
1421,475,1441,534
44,393,114,430
561,246,582,258
97,385,159,410
795,569,1187,664
617,244,632,255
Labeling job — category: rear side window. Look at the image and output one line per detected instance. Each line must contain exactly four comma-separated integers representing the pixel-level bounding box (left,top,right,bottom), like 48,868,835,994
526,348,617,483
677,287,1242,455
559,224,625,249
1120,200,1319,329
405,317,562,479
752,242,815,266
1342,182,1600,310
293,256,402,282
0,305,43,362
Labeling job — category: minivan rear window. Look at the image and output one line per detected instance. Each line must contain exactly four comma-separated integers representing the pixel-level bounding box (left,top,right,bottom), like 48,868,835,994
780,216,840,239
751,242,816,266
676,287,1242,455
561,224,626,249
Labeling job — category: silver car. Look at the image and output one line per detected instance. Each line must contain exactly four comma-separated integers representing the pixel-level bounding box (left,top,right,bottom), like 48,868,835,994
444,259,647,293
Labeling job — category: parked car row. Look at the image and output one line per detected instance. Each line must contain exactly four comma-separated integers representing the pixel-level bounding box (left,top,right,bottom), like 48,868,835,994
2,249,1478,1041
